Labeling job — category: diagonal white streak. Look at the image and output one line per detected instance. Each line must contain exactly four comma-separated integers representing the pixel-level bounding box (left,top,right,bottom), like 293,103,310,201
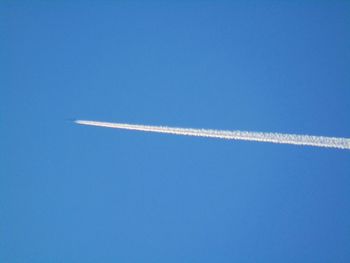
75,120,350,150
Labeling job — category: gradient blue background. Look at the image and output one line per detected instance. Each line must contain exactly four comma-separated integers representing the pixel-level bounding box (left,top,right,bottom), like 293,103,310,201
1,1,350,262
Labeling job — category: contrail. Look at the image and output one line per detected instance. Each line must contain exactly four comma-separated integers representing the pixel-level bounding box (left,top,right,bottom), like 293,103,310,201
75,120,350,150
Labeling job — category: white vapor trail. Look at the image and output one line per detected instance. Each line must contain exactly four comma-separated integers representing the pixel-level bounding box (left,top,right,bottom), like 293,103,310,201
75,120,350,150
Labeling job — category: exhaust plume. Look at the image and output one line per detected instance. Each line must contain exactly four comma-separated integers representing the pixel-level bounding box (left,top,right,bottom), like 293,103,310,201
75,120,350,150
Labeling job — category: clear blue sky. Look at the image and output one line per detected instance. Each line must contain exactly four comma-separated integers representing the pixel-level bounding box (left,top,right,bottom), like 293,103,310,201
1,1,350,262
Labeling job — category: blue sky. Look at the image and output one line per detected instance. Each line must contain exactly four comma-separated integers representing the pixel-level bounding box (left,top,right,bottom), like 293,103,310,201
1,1,350,262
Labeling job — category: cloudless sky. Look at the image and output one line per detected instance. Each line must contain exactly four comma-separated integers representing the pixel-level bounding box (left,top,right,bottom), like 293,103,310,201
1,1,350,262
